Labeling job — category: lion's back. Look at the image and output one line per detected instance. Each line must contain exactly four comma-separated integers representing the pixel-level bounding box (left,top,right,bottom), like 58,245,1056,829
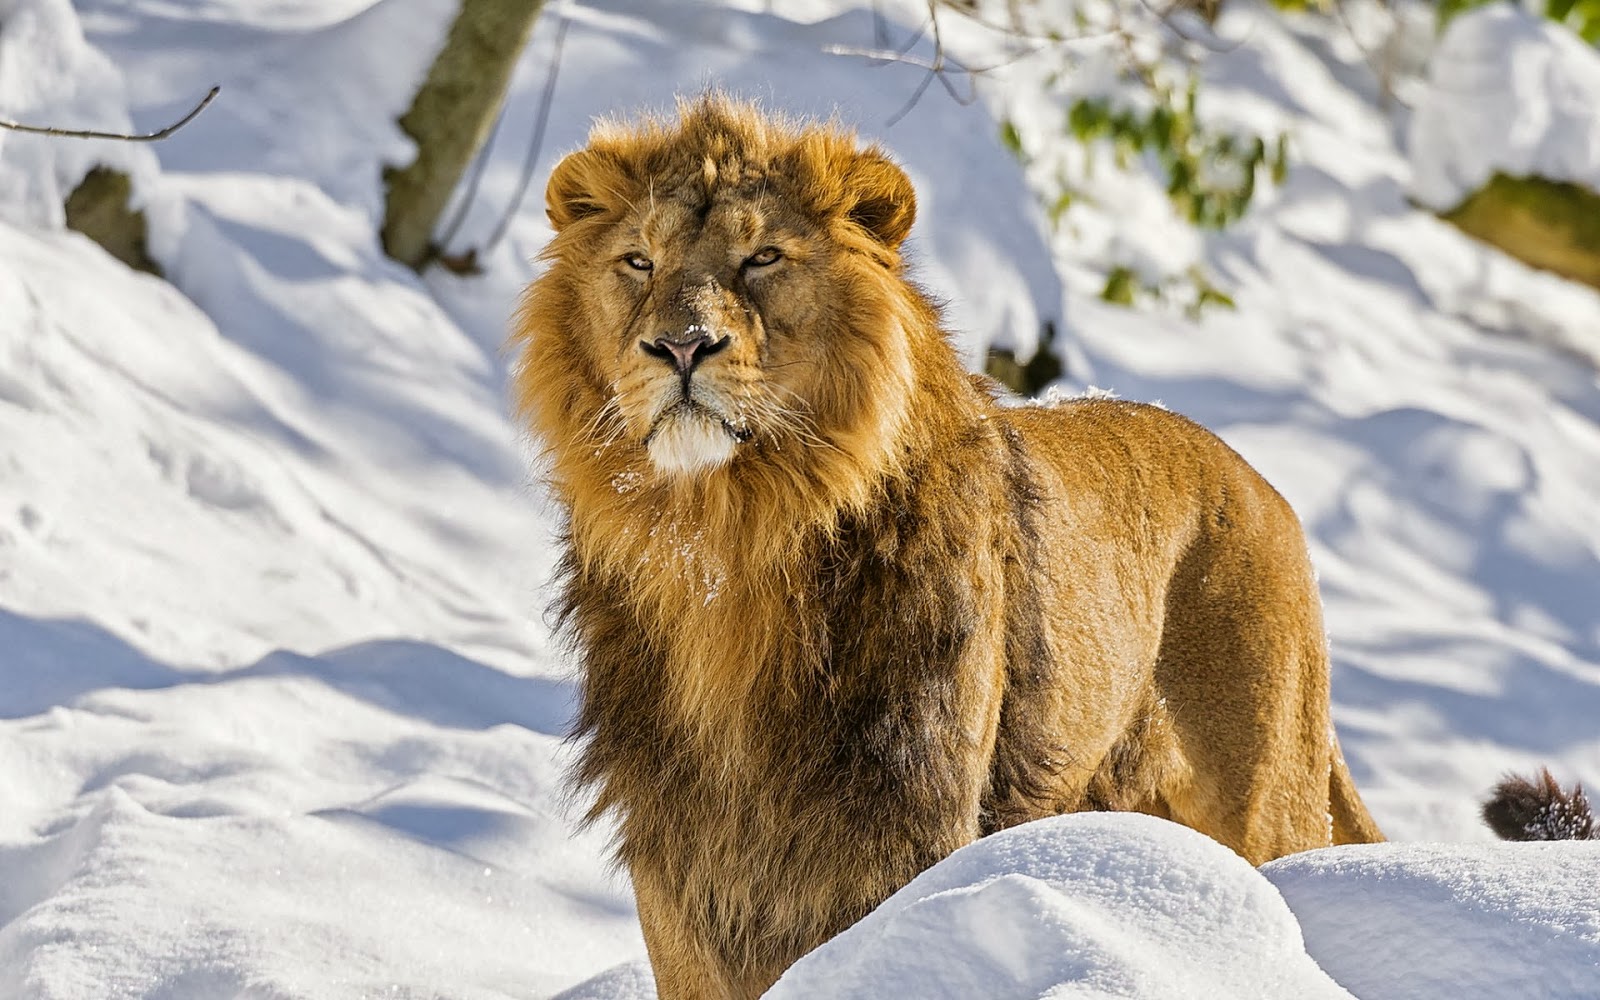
999,396,1302,542
992,394,1319,660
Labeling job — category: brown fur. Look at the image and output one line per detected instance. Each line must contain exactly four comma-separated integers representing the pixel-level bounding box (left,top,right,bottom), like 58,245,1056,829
511,96,1384,1000
1484,769,1596,841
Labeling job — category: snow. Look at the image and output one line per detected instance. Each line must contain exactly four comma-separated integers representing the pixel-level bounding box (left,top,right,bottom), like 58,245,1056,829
1264,841,1600,1000
562,816,1600,1000
1409,2,1600,211
0,0,1598,996
0,0,156,228
767,813,1356,1000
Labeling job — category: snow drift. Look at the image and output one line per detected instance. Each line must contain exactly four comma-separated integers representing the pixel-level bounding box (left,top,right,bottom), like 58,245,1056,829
1409,2,1600,211
767,813,1355,1000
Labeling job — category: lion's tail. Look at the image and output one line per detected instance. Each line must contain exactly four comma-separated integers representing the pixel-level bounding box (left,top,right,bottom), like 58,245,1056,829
1329,752,1385,844
1483,768,1597,841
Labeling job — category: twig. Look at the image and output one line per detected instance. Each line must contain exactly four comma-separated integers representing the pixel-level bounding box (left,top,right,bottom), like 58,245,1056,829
867,0,935,64
825,39,1079,74
931,0,1086,43
1332,0,1409,111
887,64,944,127
1133,0,1252,54
832,1,1124,127
0,86,219,142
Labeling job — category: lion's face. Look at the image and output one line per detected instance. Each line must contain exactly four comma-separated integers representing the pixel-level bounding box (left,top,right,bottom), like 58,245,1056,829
520,99,923,484
578,181,842,477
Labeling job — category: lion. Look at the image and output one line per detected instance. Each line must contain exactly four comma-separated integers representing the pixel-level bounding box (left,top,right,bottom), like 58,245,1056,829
511,96,1384,1000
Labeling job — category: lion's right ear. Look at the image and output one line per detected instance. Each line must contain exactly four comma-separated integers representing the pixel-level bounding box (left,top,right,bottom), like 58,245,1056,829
840,150,917,250
545,150,613,231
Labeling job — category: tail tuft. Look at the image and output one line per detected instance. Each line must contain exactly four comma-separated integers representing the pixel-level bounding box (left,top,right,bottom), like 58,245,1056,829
1482,768,1596,841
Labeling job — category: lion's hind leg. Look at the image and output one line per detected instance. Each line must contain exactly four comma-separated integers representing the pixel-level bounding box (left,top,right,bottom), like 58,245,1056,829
1152,503,1354,864
1329,750,1384,844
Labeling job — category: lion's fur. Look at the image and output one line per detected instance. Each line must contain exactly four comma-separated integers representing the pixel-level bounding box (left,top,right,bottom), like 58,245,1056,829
512,96,1383,1000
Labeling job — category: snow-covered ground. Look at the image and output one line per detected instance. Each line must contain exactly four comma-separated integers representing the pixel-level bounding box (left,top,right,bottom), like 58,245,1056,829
1409,1,1600,210
0,0,1597,996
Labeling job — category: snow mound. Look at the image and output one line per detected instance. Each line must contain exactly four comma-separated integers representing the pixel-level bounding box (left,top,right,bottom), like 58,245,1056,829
1265,841,1600,1000
551,960,657,1000
766,813,1353,1000
1409,3,1600,209
0,0,157,228
561,821,1600,1000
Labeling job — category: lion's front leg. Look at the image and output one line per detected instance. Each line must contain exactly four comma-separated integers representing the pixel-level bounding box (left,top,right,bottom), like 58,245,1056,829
633,869,742,1000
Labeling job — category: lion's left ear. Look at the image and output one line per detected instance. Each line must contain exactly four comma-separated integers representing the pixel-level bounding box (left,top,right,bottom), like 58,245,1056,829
841,150,917,249
546,149,615,231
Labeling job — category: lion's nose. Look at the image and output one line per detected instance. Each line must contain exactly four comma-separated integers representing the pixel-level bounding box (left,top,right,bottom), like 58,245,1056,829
641,332,728,375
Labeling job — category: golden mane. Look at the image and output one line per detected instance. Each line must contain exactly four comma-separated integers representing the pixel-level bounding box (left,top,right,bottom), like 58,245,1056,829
512,96,964,742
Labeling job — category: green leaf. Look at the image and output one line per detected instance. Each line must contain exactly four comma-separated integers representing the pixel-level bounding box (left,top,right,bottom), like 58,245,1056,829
1271,134,1290,185
999,119,1025,161
1101,266,1138,306
1068,100,1108,141
1437,0,1494,30
1570,0,1600,41
1248,135,1267,170
1048,191,1075,225
1150,107,1174,148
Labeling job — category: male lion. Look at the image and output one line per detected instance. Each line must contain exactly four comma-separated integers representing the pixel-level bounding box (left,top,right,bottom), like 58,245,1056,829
512,96,1384,1000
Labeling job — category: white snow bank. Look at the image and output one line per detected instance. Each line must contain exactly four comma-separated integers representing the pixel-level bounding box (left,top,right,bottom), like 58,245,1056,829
767,813,1353,1000
554,818,1600,1000
1409,3,1600,209
77,0,458,220
1265,841,1600,1000
0,0,158,228
551,960,657,1000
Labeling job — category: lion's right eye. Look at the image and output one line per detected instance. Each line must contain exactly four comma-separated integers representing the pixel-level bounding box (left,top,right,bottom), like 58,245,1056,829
623,253,653,272
744,247,783,268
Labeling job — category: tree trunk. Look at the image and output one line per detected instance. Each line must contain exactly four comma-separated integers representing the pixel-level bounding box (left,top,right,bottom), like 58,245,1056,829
381,0,545,270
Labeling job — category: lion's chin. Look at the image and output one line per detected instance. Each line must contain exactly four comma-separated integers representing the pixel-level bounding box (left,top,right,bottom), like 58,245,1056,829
646,408,739,477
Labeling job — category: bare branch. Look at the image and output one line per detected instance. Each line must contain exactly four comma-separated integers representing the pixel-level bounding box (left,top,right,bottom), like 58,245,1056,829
830,0,1131,127
887,62,943,127
1332,0,1410,111
824,37,1098,75
0,86,219,142
1133,0,1253,54
871,0,933,63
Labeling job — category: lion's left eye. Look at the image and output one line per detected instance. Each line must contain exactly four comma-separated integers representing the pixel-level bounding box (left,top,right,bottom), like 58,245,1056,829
743,247,783,268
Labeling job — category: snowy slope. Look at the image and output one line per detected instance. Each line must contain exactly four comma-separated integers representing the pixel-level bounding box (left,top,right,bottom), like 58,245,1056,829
0,0,1597,997
1410,2,1600,210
